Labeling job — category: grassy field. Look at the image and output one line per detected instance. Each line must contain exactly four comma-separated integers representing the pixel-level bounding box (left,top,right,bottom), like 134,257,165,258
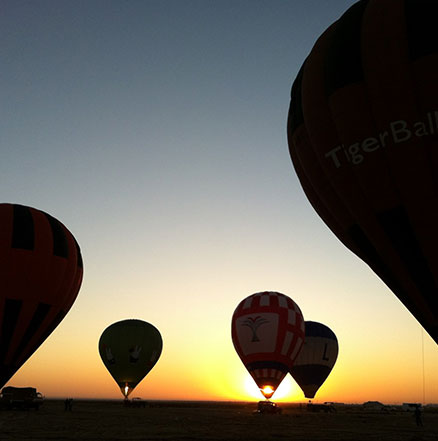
0,400,437,441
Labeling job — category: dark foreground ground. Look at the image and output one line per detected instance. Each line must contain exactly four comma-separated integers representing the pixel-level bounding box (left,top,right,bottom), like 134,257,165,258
0,400,437,441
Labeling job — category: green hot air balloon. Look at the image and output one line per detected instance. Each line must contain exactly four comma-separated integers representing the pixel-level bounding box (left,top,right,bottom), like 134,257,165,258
98,319,163,398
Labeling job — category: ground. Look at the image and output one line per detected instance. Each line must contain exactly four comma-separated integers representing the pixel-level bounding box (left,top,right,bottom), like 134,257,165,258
0,400,436,441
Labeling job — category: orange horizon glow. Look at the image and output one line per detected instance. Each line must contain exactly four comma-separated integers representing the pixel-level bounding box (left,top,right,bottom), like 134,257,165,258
6,352,438,405
3,307,438,406
5,366,437,405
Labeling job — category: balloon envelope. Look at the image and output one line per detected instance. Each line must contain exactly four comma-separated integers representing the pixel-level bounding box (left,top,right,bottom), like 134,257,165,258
98,319,163,397
288,0,438,343
231,291,305,399
0,203,83,387
290,321,338,399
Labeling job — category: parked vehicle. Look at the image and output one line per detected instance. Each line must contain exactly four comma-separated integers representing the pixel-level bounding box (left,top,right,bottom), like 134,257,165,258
307,402,336,413
254,400,282,415
0,387,44,410
124,397,147,408
362,401,387,412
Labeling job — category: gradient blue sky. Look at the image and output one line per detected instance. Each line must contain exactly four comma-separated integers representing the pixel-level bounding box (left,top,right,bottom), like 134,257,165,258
2,0,437,403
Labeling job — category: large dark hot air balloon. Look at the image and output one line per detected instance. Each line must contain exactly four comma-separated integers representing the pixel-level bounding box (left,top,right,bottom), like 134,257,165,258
0,203,83,387
290,321,338,399
99,319,163,398
231,291,305,399
288,0,438,343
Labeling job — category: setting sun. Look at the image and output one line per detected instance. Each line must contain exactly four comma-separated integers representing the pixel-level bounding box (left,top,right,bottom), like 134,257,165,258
243,375,298,402
261,386,274,399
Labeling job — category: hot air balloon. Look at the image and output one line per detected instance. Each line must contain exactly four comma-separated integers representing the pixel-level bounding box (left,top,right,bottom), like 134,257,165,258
231,291,305,399
98,319,162,398
288,0,438,344
290,321,338,399
0,203,83,387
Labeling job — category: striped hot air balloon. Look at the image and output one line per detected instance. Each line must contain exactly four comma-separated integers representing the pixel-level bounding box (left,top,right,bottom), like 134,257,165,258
288,0,438,344
0,203,83,387
231,291,305,399
290,321,338,399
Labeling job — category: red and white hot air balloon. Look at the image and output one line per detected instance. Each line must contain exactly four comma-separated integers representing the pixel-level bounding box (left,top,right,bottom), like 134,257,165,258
231,291,305,399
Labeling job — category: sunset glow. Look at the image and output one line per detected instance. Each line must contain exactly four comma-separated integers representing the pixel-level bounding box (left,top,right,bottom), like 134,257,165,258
2,0,438,407
243,375,297,402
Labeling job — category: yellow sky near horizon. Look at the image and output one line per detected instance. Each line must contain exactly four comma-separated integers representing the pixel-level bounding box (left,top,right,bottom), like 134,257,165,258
7,297,438,405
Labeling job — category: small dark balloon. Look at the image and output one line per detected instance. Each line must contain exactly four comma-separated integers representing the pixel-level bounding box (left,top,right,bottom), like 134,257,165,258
290,321,338,399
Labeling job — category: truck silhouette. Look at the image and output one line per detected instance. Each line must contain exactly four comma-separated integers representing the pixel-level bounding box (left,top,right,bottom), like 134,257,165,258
0,387,44,410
